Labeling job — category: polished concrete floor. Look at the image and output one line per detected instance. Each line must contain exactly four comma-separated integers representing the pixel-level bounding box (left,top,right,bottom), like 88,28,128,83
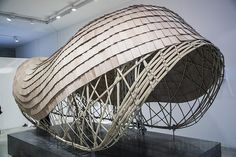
1,127,236,157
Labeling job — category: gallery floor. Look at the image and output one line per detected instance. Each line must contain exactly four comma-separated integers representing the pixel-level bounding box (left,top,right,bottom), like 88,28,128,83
1,127,236,157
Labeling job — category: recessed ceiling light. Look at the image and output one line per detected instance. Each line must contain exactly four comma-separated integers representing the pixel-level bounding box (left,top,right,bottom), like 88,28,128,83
56,15,61,19
6,17,12,22
71,8,77,12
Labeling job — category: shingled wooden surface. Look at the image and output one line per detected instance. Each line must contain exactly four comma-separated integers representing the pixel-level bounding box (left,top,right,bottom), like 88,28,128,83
13,5,224,151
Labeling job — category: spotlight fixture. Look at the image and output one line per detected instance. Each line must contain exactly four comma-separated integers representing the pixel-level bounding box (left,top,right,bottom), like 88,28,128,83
71,7,77,12
0,0,94,24
14,36,19,43
6,17,12,22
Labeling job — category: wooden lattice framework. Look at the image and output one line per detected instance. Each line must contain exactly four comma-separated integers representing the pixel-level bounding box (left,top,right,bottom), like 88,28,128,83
13,5,224,151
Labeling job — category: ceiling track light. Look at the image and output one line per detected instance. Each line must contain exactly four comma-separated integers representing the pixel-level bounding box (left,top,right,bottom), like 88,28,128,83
71,4,77,12
0,34,20,43
56,15,61,19
71,7,77,12
13,36,19,43
6,17,12,22
0,0,94,24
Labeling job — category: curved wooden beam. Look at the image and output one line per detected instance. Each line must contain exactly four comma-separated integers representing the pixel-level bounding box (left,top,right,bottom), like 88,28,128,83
13,5,224,151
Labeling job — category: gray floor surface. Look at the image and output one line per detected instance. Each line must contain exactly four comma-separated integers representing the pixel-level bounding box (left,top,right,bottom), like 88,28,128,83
1,127,236,157
0,127,33,157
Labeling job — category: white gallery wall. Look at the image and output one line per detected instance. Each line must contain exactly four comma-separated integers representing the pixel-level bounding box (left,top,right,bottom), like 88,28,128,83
0,57,29,130
14,0,236,148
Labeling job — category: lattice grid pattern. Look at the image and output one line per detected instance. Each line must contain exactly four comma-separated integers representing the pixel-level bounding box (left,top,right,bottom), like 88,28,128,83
14,5,224,151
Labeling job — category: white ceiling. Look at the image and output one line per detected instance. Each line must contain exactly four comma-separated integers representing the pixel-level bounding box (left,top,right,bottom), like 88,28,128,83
0,0,134,48
0,0,79,18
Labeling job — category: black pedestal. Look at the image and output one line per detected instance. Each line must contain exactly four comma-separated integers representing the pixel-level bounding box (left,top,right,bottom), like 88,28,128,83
8,128,221,157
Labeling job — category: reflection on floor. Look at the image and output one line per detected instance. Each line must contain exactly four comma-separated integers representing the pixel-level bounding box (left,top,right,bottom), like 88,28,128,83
1,127,236,157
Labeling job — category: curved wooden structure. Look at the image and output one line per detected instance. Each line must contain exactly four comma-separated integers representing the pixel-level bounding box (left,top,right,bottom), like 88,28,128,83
13,5,224,151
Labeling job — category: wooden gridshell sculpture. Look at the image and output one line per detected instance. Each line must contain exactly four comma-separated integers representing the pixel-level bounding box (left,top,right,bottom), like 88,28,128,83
13,5,224,151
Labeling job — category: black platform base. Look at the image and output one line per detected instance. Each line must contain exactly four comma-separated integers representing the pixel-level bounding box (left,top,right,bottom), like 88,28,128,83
8,128,221,157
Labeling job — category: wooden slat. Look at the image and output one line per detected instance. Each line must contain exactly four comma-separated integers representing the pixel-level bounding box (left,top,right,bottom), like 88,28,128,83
13,5,224,151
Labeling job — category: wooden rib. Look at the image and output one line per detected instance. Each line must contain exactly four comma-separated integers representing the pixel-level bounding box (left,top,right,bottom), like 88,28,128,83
13,4,224,151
